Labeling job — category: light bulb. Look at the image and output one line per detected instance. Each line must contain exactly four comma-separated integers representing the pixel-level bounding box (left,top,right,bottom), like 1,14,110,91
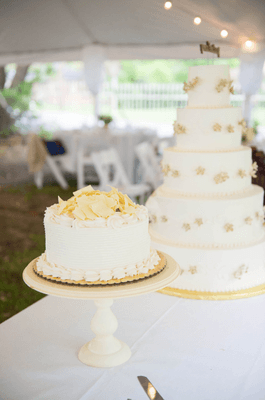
164,1,172,10
244,40,256,51
220,30,228,38
194,17,201,25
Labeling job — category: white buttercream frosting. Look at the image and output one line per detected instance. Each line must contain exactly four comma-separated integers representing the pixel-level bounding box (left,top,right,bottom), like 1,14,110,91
36,248,160,282
146,63,265,293
44,204,148,229
151,237,265,292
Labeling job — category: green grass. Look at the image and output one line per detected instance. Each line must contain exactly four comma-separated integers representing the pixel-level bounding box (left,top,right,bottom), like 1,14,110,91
0,234,46,324
0,182,78,324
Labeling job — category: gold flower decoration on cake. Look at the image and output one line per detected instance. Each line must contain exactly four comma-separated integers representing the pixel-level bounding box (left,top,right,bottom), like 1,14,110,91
149,214,157,224
228,81,234,94
174,123,187,135
227,125,234,133
214,172,229,184
250,162,258,178
189,266,197,274
255,212,263,221
216,79,234,94
182,223,191,231
196,166,205,175
183,77,200,92
245,217,253,225
239,119,255,142
162,163,171,177
234,265,248,279
215,79,227,93
243,127,255,142
213,123,222,132
224,223,234,232
238,169,247,178
194,218,203,226
238,119,247,128
172,170,180,178
161,215,168,223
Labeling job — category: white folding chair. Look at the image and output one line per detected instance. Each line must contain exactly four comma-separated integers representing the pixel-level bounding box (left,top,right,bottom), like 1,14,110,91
27,134,69,190
76,135,109,190
34,155,69,189
135,141,163,190
90,148,151,204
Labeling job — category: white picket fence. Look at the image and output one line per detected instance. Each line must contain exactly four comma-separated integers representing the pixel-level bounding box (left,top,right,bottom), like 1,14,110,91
99,82,265,110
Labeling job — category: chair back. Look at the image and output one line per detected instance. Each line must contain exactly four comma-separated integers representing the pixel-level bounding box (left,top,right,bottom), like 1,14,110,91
91,148,130,190
135,141,162,189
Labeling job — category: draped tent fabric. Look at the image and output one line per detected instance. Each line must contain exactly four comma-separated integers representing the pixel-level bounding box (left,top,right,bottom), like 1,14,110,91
1,0,265,64
0,0,265,119
82,46,106,96
239,49,265,123
82,45,106,117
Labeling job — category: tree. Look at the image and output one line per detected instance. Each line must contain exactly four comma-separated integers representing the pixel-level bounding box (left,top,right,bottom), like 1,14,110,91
0,63,55,138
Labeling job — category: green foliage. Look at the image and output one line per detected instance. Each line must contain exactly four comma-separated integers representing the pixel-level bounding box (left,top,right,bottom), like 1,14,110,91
119,58,240,84
2,81,33,113
98,115,113,125
0,63,56,120
253,119,259,135
38,126,53,140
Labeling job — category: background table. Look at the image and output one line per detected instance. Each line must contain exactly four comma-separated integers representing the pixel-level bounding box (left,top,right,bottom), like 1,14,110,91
52,127,157,183
1,292,265,400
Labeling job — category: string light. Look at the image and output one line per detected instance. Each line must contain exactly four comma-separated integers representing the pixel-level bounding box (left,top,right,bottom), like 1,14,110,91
243,39,256,51
164,1,172,10
220,30,228,38
194,17,201,25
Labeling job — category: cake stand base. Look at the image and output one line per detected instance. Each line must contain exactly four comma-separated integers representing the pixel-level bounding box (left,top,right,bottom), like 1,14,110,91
78,341,131,368
158,283,265,300
23,252,180,368
78,298,132,368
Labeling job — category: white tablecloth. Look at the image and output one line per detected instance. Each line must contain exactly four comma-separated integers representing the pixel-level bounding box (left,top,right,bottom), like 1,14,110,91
1,292,265,400
52,128,157,182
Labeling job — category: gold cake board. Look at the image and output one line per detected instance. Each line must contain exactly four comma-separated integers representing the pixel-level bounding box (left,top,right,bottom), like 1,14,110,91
158,284,265,300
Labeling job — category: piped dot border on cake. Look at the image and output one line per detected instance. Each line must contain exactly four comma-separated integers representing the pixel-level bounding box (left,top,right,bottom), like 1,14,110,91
33,252,166,286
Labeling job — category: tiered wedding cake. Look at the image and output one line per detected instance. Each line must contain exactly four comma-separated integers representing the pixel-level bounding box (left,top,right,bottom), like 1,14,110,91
146,64,265,293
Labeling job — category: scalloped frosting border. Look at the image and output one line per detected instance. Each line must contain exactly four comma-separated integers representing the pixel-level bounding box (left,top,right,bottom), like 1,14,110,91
36,248,160,282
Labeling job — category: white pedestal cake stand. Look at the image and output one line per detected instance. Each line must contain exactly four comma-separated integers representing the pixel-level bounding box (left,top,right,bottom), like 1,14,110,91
23,252,180,368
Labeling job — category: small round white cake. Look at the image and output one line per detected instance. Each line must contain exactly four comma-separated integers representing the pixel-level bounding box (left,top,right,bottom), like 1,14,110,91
36,186,160,283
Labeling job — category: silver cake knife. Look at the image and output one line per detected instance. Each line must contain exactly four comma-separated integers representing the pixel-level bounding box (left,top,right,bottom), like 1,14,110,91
137,376,164,400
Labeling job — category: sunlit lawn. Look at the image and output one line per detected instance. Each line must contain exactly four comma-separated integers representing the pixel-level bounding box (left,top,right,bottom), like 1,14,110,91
0,183,77,324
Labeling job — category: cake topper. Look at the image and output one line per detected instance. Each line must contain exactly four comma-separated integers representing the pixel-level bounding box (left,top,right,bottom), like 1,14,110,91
200,41,220,58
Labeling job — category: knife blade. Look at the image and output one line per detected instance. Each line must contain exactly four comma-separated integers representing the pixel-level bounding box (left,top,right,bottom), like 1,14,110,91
137,376,164,400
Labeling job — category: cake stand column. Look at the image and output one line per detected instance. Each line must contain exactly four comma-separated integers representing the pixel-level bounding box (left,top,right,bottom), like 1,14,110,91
78,298,131,368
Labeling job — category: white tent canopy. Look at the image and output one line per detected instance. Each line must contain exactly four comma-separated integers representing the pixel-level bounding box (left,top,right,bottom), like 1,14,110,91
1,0,265,121
1,0,265,62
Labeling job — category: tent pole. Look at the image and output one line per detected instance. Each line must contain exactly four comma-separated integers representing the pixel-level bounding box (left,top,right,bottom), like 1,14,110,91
94,93,100,122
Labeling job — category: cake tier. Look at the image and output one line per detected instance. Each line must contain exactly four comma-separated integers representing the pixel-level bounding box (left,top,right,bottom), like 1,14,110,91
162,146,252,196
146,185,264,248
175,107,242,151
45,218,151,273
150,237,265,292
186,65,232,108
